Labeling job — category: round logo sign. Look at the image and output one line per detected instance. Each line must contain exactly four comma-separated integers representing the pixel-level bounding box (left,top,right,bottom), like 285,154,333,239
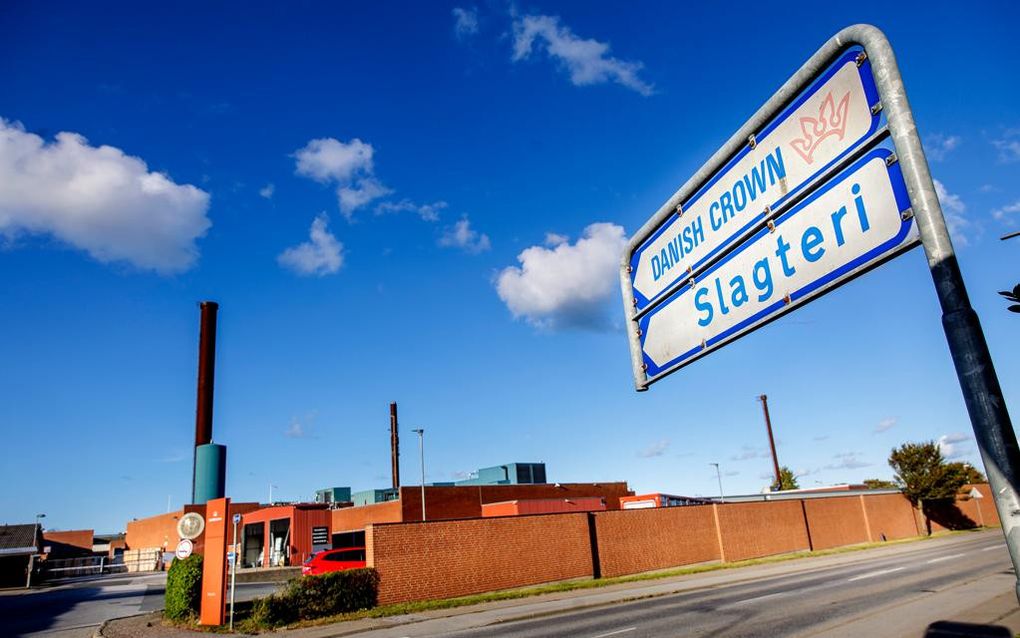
175,538,194,560
176,512,205,540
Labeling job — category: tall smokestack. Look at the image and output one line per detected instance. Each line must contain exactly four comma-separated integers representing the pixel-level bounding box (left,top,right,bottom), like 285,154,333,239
390,402,400,489
192,301,219,502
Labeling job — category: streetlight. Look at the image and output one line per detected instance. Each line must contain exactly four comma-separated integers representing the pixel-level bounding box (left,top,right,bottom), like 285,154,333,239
269,483,278,505
709,463,725,503
26,513,45,588
411,428,426,521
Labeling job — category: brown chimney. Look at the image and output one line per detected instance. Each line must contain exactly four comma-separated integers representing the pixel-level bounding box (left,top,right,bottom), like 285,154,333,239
390,402,400,489
192,301,218,501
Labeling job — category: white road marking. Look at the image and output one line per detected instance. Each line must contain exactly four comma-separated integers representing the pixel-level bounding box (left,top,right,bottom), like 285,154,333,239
732,591,787,607
590,628,636,638
846,567,905,582
982,546,1003,552
926,553,965,564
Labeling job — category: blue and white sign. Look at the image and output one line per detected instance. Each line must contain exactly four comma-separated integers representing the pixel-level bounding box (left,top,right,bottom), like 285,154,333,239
638,142,917,378
629,47,881,312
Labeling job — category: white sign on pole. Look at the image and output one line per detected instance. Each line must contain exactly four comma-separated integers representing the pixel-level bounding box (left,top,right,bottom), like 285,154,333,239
175,538,194,560
620,33,928,390
638,143,916,377
628,48,881,312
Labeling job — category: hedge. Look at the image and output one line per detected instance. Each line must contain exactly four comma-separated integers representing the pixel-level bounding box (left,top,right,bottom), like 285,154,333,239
250,568,379,627
165,554,203,621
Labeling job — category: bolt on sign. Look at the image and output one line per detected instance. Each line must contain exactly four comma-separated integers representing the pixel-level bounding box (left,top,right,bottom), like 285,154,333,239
621,26,924,390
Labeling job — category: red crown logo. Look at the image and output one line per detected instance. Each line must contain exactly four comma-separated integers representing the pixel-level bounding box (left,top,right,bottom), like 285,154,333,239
789,91,851,164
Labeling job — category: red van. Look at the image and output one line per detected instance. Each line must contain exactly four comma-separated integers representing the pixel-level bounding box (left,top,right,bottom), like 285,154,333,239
301,547,367,575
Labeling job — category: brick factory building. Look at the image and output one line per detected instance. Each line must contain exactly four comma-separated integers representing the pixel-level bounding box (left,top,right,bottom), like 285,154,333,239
331,482,633,537
125,502,260,566
238,504,332,568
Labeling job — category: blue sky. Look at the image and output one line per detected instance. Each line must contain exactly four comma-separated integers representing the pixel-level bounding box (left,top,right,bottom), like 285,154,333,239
1,2,1018,532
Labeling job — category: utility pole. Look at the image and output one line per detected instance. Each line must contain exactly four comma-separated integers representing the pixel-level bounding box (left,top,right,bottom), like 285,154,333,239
759,395,782,490
710,463,725,503
411,428,426,521
26,513,44,588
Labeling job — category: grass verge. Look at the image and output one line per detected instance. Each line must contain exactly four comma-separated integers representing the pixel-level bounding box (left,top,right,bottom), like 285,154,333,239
227,529,983,633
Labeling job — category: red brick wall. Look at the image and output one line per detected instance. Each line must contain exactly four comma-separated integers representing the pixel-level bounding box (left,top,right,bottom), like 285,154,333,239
368,513,593,605
958,484,999,527
803,497,869,550
862,493,920,540
717,501,810,562
332,501,402,533
594,505,721,577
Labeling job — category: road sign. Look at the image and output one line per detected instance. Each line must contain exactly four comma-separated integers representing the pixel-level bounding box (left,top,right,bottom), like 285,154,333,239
227,551,236,565
638,141,917,377
628,47,881,313
970,488,984,499
177,512,205,540
175,538,194,560
621,29,920,390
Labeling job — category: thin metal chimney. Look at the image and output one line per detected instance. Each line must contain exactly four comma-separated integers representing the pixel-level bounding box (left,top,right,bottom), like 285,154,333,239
192,301,219,502
390,402,400,489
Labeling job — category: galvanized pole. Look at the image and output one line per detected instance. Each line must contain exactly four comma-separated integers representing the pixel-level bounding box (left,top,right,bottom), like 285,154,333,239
710,463,725,503
759,395,782,490
412,428,425,521
229,514,239,631
834,24,1020,601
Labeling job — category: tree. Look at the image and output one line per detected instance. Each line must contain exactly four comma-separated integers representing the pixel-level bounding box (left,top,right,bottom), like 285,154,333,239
945,461,986,485
888,441,968,506
999,284,1020,314
863,478,897,489
772,466,799,491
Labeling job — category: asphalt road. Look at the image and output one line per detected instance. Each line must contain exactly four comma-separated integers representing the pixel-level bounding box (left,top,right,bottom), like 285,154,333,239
357,533,1015,638
0,572,281,638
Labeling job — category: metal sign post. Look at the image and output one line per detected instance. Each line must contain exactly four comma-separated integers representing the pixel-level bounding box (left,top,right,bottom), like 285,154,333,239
620,24,1020,601
229,513,240,631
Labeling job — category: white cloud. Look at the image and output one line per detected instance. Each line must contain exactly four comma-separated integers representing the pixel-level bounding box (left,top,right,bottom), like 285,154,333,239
874,417,897,434
293,137,394,219
992,129,1020,162
375,199,447,222
731,446,768,462
338,177,392,218
452,7,479,39
544,232,569,246
933,179,970,246
938,432,972,460
825,452,871,470
0,117,210,273
439,217,491,254
284,419,305,438
259,183,275,199
294,137,374,183
495,222,627,330
992,200,1020,223
277,213,344,276
511,14,654,96
637,439,669,458
925,134,960,161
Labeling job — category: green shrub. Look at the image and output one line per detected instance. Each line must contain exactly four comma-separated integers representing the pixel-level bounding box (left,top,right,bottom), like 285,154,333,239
164,554,203,621
249,568,379,627
249,593,298,627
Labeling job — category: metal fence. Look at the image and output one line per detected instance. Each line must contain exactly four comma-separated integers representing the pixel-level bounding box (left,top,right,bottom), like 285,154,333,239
38,550,162,579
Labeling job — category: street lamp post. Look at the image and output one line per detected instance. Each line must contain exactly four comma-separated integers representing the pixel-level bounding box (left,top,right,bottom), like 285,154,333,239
26,513,45,588
411,428,425,521
269,483,277,505
710,463,724,503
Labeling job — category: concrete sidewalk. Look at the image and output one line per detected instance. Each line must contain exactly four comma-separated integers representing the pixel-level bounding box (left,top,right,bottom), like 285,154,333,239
97,531,1020,638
